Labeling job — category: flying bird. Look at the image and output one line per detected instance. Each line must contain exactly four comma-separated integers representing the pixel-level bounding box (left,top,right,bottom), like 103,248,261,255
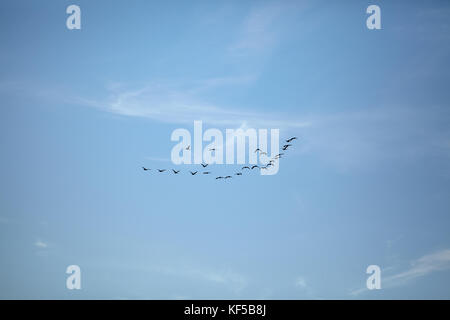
190,171,198,175
157,169,166,172
235,172,242,176
201,163,208,168
186,145,191,150
215,176,223,180
286,137,297,142
142,167,151,171
242,166,251,170
203,171,211,174
224,176,232,179
282,144,292,150
274,153,284,159
251,165,259,169
172,169,180,174
209,148,216,151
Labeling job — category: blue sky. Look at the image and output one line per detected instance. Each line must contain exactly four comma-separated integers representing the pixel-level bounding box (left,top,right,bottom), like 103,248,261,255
1,0,450,299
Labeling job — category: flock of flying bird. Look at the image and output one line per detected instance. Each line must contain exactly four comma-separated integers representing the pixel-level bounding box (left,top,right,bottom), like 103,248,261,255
142,136,298,180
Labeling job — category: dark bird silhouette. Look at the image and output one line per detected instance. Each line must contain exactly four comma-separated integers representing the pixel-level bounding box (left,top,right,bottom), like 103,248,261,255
282,144,292,150
209,148,216,151
190,171,198,175
224,176,232,179
157,169,166,172
235,172,242,176
142,167,151,171
251,165,259,169
286,137,297,143
186,145,191,150
274,153,284,159
254,148,261,153
172,169,180,174
201,163,208,168
215,176,223,180
203,171,211,174
242,166,251,170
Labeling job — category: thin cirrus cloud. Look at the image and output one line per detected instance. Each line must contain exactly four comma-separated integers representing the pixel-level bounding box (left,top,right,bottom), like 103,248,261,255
350,249,450,296
228,3,282,54
152,264,248,295
34,240,48,249
302,105,450,171
294,276,307,288
79,82,311,129
77,85,450,173
114,261,248,296
72,3,311,130
228,1,305,55
385,249,450,285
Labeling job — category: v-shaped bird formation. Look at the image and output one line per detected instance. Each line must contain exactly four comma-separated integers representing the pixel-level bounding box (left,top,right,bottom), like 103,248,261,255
141,136,298,180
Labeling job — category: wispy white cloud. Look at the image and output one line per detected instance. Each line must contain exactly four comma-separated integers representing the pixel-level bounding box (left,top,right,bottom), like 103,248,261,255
301,106,450,171
294,276,307,288
34,240,48,248
228,1,303,55
350,249,450,296
386,249,450,284
229,3,282,54
90,257,248,297
293,275,322,299
80,82,311,129
78,85,450,174
152,264,248,295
